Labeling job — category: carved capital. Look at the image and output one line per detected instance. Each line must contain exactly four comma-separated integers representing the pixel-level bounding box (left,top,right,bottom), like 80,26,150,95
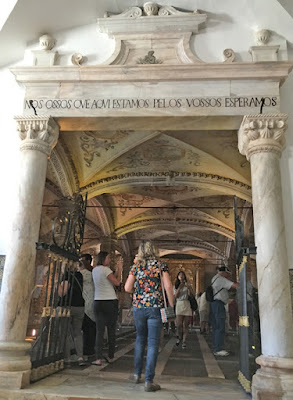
15,116,59,156
238,114,287,160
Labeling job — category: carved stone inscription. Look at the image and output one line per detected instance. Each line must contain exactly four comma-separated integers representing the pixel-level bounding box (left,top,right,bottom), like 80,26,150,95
25,96,278,115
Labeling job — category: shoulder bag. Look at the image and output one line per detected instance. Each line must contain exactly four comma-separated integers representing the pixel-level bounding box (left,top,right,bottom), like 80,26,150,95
159,264,176,323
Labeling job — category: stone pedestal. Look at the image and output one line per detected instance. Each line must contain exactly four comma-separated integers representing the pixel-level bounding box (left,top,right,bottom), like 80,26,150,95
252,356,293,399
0,116,59,388
238,114,293,399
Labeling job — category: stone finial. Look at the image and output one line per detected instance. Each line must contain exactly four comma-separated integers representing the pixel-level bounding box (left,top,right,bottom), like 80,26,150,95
238,114,287,160
143,2,159,16
15,116,59,156
254,29,271,45
39,34,56,50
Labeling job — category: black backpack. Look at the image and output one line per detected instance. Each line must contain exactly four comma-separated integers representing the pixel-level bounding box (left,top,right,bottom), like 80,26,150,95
206,275,223,302
205,284,214,302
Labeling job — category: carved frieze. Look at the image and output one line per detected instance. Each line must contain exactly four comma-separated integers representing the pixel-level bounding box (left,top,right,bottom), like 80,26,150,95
238,114,287,160
15,116,59,156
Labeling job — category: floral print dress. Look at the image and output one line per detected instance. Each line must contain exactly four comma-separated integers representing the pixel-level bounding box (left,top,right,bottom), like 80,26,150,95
129,260,169,308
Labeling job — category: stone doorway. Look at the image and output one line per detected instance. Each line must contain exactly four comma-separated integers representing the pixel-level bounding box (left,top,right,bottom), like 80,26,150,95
1,4,293,396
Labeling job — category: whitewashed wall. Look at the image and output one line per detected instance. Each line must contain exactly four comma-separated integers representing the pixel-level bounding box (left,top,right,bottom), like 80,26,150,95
0,0,293,267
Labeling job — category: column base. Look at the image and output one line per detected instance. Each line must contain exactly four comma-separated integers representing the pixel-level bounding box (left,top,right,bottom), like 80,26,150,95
252,355,293,400
0,341,31,389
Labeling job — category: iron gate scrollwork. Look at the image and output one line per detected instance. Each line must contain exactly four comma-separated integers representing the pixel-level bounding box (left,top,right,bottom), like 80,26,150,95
234,196,257,394
30,193,87,382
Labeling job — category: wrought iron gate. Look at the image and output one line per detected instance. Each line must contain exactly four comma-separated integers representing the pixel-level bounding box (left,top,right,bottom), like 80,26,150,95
234,197,258,394
30,193,87,382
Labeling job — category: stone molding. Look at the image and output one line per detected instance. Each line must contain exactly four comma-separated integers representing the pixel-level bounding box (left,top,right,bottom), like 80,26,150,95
114,217,234,239
256,355,293,370
15,116,59,156
155,238,225,258
49,137,79,196
11,62,293,84
80,171,251,201
238,114,288,160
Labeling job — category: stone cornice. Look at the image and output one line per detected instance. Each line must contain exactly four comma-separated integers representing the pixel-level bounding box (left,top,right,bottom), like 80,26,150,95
10,62,293,84
238,114,288,160
15,115,59,156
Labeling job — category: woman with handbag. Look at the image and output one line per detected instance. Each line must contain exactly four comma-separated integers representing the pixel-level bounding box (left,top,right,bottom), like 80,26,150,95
125,241,174,392
174,271,194,349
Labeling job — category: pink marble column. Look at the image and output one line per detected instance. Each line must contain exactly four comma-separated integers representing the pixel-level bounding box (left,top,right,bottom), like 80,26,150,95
0,116,59,389
238,114,293,399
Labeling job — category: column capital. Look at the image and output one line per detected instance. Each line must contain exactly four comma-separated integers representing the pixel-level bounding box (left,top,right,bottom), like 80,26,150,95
238,114,287,160
15,115,59,156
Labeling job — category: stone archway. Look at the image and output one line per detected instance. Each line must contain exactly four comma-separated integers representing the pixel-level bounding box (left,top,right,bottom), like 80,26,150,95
1,4,293,398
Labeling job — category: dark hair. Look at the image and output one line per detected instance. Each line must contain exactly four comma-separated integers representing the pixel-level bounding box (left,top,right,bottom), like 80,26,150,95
96,251,109,265
80,253,92,263
175,270,187,289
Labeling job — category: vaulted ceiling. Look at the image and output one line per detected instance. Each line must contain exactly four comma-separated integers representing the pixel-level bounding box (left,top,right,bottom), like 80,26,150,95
45,126,252,272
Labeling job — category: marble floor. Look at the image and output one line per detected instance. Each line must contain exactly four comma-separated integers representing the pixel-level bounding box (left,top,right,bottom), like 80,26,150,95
1,330,251,400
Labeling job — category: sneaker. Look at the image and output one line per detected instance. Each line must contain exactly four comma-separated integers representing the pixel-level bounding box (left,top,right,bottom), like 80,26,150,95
182,343,187,349
176,339,180,346
78,357,86,366
214,350,229,356
144,382,161,392
133,374,141,384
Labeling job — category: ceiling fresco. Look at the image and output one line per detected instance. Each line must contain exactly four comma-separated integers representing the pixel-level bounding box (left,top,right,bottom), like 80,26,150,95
46,127,252,271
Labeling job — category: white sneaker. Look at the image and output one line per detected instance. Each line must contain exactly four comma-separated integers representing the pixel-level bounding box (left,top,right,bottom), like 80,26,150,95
214,350,229,356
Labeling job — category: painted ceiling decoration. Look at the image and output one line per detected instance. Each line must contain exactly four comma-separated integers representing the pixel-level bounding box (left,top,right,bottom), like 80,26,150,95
45,124,252,273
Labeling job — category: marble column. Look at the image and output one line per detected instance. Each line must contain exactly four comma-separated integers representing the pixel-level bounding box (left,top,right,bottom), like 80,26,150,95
0,116,59,389
238,114,293,399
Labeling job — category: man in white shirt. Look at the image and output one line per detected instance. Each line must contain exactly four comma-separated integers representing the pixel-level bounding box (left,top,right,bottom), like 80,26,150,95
210,266,239,356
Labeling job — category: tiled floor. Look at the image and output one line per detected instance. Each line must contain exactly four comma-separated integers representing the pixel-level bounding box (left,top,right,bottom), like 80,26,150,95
2,329,252,400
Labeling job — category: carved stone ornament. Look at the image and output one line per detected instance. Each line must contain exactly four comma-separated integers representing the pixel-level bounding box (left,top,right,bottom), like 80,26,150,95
254,29,271,45
15,116,59,156
71,53,84,66
223,48,235,63
105,4,198,18
39,34,56,50
137,51,162,64
143,2,159,16
238,114,287,160
97,5,206,65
